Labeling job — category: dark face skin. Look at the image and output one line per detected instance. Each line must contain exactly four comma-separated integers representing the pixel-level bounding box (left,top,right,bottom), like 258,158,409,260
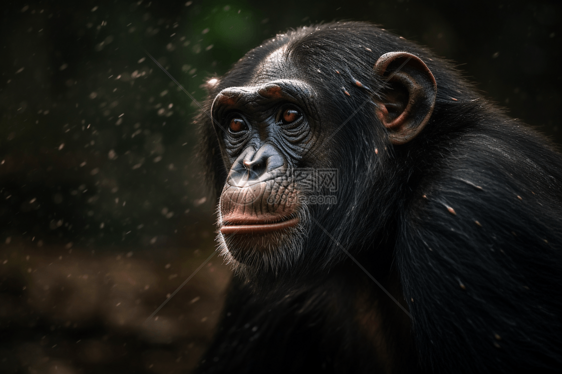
209,41,436,274
211,48,320,267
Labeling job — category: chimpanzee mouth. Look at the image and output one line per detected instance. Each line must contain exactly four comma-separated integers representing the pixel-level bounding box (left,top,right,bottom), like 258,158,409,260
221,214,299,234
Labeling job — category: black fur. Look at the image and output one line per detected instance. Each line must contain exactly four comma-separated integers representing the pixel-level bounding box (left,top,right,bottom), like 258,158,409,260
196,22,562,373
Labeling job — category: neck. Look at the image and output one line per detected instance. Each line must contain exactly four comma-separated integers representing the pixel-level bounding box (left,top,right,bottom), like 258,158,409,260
249,261,414,373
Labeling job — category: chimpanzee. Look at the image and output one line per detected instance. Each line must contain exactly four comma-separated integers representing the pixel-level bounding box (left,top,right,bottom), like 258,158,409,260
195,22,562,373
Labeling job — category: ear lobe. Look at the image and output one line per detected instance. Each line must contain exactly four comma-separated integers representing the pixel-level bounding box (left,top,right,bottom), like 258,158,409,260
373,52,437,145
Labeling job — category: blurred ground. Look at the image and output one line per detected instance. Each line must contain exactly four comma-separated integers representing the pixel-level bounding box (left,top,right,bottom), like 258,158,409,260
0,239,231,373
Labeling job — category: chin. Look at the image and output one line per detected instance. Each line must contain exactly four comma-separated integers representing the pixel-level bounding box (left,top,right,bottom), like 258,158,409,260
216,205,310,278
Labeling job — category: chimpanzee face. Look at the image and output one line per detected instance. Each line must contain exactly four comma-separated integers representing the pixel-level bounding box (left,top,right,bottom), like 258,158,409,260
211,49,318,272
208,41,436,276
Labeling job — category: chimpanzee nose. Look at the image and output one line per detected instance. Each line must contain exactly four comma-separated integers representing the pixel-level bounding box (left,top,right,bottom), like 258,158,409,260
228,144,285,187
243,143,284,179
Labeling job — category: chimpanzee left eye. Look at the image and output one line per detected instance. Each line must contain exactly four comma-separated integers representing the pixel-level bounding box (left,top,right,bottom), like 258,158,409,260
281,107,302,124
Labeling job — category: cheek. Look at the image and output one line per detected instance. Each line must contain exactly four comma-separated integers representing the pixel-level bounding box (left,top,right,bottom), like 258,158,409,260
273,127,313,163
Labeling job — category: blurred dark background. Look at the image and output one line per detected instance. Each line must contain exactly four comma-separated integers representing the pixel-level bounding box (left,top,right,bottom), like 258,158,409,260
0,0,560,373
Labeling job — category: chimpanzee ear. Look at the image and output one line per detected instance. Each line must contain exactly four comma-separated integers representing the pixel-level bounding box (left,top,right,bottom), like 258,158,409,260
373,52,437,145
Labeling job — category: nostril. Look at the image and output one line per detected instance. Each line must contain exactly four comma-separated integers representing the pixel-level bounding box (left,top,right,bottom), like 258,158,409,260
253,160,267,175
243,159,267,176
243,159,264,168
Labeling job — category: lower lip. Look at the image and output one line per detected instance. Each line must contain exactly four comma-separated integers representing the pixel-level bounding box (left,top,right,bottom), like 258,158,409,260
220,217,300,234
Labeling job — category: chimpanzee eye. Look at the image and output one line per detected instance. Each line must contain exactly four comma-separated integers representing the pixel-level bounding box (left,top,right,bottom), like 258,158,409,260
229,118,246,133
281,108,302,124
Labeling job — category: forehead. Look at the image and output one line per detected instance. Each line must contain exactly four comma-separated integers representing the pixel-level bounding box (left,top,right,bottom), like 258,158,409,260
212,43,317,121
251,45,294,85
